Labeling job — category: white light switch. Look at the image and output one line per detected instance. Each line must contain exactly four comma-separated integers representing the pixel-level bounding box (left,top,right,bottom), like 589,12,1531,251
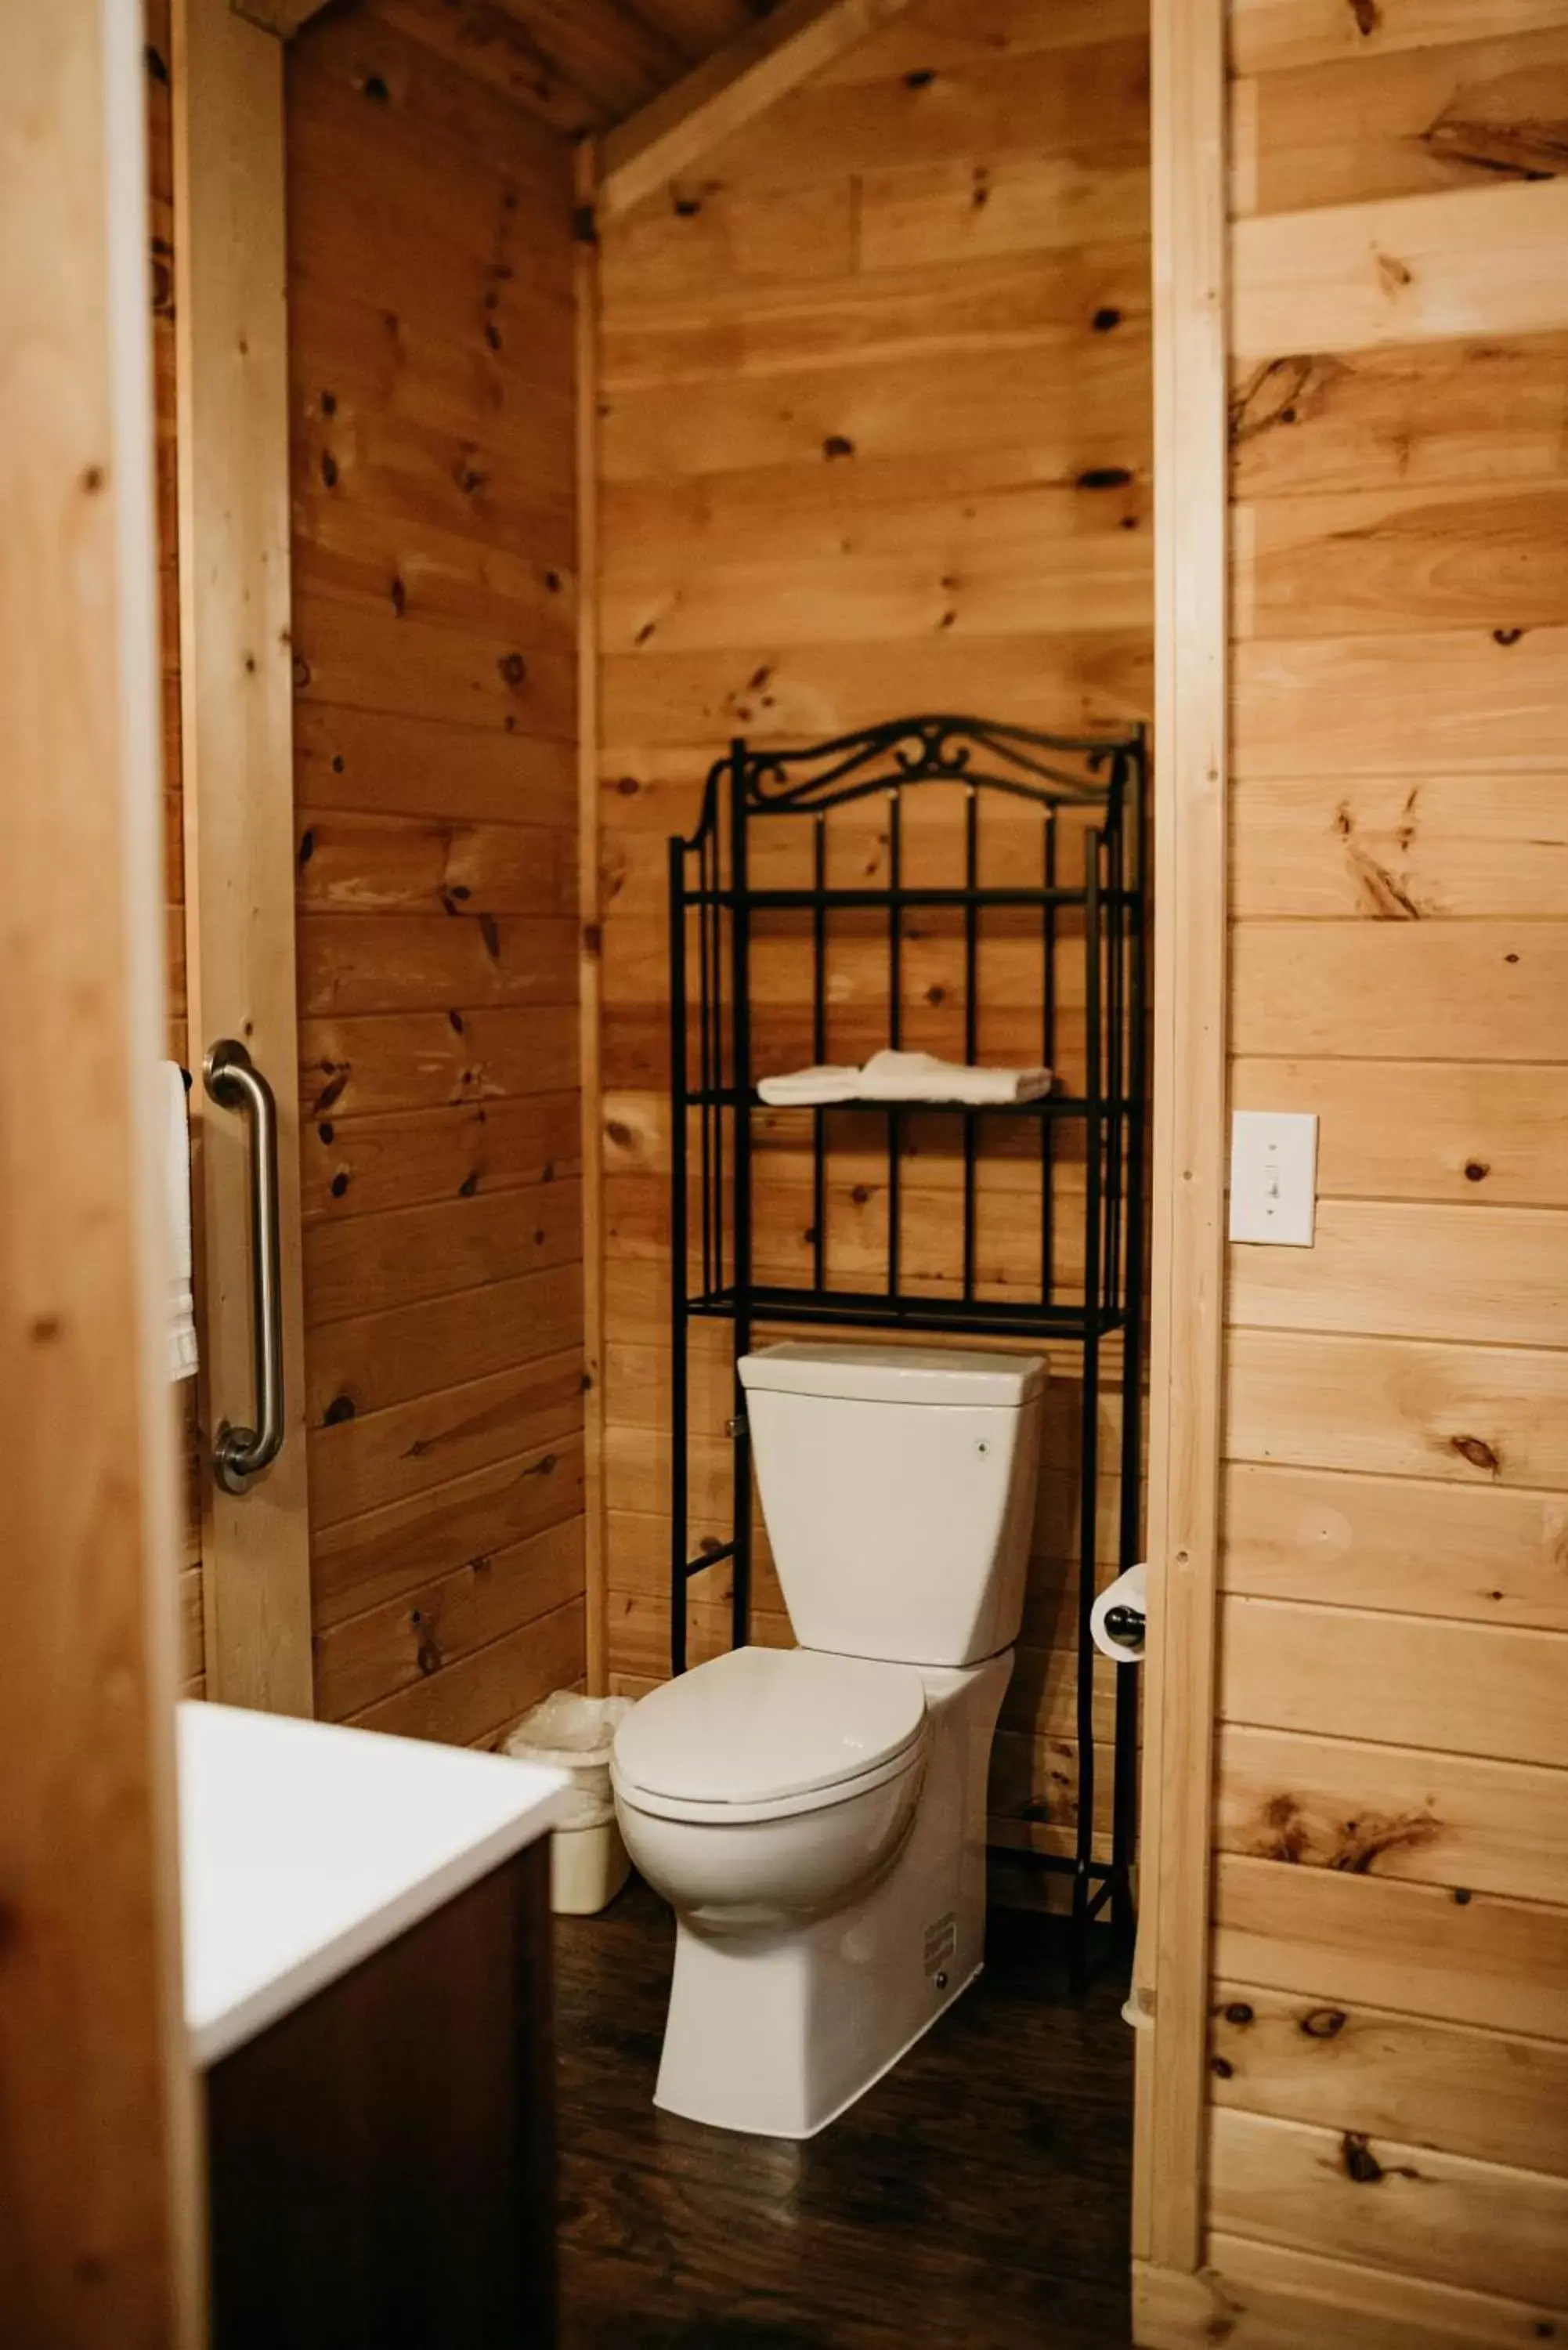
1229,1111,1317,1247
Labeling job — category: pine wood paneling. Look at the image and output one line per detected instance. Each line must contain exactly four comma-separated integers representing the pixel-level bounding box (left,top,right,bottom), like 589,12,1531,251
313,1434,586,1631
1230,775,1568,919
1209,2108,1568,2309
1213,1853,1568,2044
299,1004,580,1123
1219,1597,1568,1768
300,1094,583,1223
1220,1461,1568,1630
1224,1326,1568,1490
1210,1,1568,2324
1209,1984,1568,2177
593,0,1154,1803
287,13,584,1737
1231,26,1568,217
1230,1058,1568,1206
1200,2235,1566,2350
1227,1200,1568,1349
1229,0,1568,79
304,1179,583,1324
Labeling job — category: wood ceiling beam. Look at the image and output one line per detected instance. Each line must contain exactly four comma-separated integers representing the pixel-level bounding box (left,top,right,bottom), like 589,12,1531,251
229,0,331,36
598,0,916,223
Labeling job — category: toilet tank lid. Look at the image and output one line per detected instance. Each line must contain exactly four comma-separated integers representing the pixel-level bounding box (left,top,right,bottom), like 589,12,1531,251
739,1341,1046,1407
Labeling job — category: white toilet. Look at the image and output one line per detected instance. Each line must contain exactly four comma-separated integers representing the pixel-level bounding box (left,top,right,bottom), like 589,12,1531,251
612,1340,1046,2139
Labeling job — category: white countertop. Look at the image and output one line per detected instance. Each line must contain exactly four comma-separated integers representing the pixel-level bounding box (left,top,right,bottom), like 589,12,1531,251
179,1701,567,2069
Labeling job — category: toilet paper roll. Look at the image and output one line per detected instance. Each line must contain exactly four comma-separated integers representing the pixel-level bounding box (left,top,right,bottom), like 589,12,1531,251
1090,1562,1147,1664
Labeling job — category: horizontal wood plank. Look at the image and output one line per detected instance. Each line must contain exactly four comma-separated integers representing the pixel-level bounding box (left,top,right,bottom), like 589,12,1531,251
1233,628,1568,776
1231,27,1568,219
300,1004,580,1123
1219,1595,1568,1767
1230,1057,1568,1206
1235,482,1568,643
304,1178,581,1325
1225,1326,1568,1491
301,1094,583,1222
347,1592,586,1745
1230,331,1568,501
316,1513,584,1721
1208,2106,1568,2308
1203,2233,1568,2350
309,1346,585,1530
305,1260,583,1424
294,702,577,828
1230,923,1568,1060
298,910,577,1018
1220,1460,1568,1631
1209,1981,1568,2177
1230,773,1568,918
296,811,576,918
1228,0,1568,77
313,1434,585,1630
1227,1199,1568,1349
1232,177,1568,360
1214,1851,1568,2042
1216,1721,1568,1904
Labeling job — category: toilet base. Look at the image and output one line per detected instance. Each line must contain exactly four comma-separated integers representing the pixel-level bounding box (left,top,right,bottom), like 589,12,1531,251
651,1650,1008,2138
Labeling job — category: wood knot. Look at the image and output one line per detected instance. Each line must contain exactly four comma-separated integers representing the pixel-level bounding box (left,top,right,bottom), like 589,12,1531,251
1450,1434,1500,1474
1300,2007,1347,2039
1341,2132,1384,2184
1223,2001,1254,2026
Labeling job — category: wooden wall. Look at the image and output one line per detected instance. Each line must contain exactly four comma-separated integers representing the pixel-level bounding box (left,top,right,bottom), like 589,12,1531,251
284,6,587,1744
592,0,1154,1869
146,0,207,1702
1205,0,1568,2334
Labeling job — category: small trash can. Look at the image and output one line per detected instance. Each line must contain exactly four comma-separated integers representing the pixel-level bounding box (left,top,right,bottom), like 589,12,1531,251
503,1690,636,1915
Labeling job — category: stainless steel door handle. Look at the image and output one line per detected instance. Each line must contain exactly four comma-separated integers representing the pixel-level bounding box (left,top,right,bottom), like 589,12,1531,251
203,1039,285,1494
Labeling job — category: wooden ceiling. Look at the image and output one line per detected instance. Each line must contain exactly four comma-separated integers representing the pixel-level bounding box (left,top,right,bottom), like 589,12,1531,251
363,0,779,137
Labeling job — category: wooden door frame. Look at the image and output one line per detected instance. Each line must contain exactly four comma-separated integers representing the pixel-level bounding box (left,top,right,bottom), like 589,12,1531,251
1132,0,1230,2331
0,0,204,2331
174,0,313,1714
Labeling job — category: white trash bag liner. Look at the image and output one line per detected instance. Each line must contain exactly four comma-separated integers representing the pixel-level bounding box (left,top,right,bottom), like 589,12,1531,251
504,1690,635,1831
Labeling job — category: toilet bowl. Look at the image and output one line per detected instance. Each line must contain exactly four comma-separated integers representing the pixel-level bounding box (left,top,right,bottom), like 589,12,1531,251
612,1341,1045,2139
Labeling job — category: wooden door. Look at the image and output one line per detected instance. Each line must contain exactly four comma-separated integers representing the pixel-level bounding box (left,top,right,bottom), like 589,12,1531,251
172,0,313,1714
0,0,204,2334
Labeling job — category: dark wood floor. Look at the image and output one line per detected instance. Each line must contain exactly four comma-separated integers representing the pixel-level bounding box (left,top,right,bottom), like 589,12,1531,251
555,1877,1135,2350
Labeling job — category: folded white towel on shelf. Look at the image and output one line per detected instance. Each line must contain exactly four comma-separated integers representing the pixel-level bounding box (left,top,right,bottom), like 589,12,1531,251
164,1061,199,1383
756,1065,863,1107
855,1050,1053,1105
756,1052,1054,1108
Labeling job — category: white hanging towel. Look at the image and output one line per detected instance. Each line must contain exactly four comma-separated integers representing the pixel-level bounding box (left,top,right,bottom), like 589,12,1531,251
855,1049,1053,1106
164,1061,199,1383
756,1065,863,1107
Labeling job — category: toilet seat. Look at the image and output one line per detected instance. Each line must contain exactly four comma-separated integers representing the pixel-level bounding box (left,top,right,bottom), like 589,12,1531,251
612,1645,927,1825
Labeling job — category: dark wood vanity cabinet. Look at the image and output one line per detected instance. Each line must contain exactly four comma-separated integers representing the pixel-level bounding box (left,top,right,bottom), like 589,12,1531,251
206,1840,555,2348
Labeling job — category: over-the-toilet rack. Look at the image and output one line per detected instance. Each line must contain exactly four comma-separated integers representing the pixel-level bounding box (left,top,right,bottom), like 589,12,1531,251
666,714,1147,1980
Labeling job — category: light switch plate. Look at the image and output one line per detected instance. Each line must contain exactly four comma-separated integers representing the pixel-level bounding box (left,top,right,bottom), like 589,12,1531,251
1229,1110,1317,1246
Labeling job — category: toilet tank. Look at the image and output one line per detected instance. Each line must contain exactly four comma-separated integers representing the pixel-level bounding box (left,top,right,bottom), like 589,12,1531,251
737,1343,1046,1668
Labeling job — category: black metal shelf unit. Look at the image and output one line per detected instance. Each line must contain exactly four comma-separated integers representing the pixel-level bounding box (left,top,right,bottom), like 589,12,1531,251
666,714,1147,1979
